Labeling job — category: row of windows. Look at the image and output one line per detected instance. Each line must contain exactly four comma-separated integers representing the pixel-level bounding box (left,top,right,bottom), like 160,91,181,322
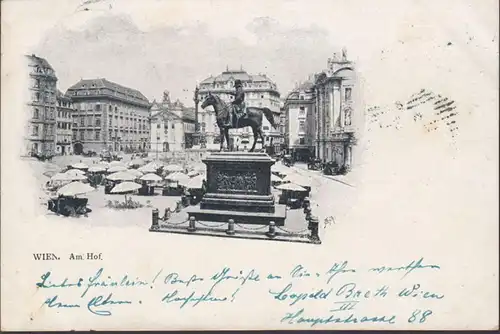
32,78,56,90
76,103,148,119
33,107,55,120
57,100,73,108
71,89,144,103
32,92,56,103
73,130,148,141
204,81,274,90
32,124,55,136
57,122,71,129
57,110,71,118
31,142,54,153
156,123,176,129
31,65,55,76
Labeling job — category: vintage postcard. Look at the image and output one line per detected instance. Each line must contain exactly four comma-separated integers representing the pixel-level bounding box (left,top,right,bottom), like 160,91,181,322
1,0,498,331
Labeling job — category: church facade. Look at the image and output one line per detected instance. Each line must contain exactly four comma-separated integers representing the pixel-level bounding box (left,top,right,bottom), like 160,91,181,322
313,49,362,169
150,91,196,153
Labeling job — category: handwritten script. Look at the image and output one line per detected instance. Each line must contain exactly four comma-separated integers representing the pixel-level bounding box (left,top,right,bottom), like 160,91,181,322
34,257,442,327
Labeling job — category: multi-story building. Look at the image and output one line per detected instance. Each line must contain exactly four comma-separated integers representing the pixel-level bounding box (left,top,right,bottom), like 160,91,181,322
24,54,58,156
313,50,360,169
66,78,151,154
282,81,316,161
197,67,282,152
181,107,196,149
55,90,75,155
150,91,196,153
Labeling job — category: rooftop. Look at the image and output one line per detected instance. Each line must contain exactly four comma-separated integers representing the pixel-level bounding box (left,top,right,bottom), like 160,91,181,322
25,54,54,71
200,68,276,86
67,78,149,103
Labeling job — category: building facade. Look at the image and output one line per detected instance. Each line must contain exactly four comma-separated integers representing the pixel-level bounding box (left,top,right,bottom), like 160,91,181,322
24,54,58,156
66,78,151,154
55,90,75,155
197,68,282,153
283,81,316,161
181,107,196,149
150,91,195,152
313,50,360,169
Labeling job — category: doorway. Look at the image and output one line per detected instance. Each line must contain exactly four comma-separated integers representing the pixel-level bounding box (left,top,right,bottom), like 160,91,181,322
73,142,83,155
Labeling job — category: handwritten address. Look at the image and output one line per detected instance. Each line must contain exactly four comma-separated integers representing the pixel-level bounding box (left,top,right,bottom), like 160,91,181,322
34,257,442,327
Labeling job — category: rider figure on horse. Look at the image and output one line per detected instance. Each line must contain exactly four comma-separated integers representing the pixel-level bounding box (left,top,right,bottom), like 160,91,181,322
226,79,245,127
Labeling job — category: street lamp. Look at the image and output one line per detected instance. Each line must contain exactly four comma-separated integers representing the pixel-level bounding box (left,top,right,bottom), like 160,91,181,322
156,136,160,160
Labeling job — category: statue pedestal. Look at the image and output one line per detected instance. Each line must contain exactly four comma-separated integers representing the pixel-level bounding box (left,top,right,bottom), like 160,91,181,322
187,152,286,226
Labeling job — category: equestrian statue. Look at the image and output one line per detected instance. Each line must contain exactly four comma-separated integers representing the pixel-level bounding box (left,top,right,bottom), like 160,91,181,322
200,79,277,152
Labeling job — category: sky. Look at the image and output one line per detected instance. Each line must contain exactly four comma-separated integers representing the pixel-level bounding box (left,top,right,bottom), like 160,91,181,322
2,0,498,106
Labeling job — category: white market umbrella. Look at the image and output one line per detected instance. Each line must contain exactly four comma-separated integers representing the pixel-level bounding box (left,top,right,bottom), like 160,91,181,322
180,174,205,189
271,174,283,182
110,181,142,194
140,173,163,182
187,170,200,177
165,172,190,182
71,162,88,170
127,169,144,178
57,181,96,196
275,182,307,192
145,161,163,170
138,165,157,173
88,165,107,173
65,169,85,176
191,163,206,172
128,158,146,167
51,172,71,181
98,161,110,168
164,164,183,173
108,165,128,173
109,161,124,167
106,171,137,181
64,170,87,181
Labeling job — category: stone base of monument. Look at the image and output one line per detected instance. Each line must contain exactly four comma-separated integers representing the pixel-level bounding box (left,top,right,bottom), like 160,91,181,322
149,151,321,244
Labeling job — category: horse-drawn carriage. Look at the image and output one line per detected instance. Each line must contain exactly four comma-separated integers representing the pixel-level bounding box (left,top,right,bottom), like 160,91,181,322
307,158,323,171
282,154,294,167
48,196,92,217
323,161,339,175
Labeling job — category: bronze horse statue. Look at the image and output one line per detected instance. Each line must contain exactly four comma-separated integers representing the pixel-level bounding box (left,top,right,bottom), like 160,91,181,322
200,92,277,152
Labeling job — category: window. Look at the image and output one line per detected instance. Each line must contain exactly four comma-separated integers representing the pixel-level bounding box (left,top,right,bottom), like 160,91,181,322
263,126,270,131
299,106,305,115
95,131,100,140
95,104,101,111
261,95,264,99
80,117,85,126
300,95,304,100
32,125,39,136
33,108,39,119
115,106,118,112
171,123,175,129
35,93,40,101
80,131,84,140
109,105,112,111
299,138,305,145
345,88,352,101
299,120,305,132
96,118,101,127
156,123,161,129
